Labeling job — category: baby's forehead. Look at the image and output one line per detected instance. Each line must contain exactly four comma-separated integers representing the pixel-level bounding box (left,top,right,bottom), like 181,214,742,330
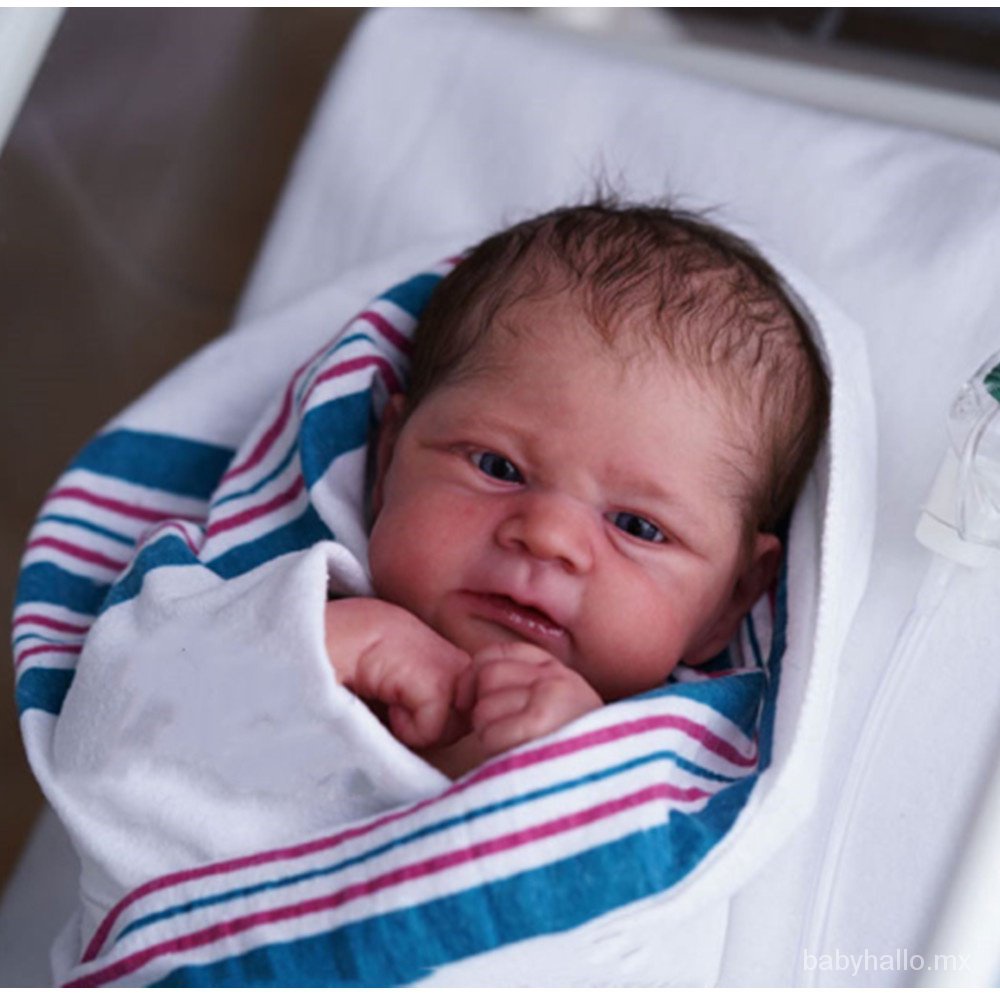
479,307,759,463
484,284,664,360
453,271,778,461
486,291,739,397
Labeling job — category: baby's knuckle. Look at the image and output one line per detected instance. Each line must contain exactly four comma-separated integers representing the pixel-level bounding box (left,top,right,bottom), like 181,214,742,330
523,696,558,729
476,659,510,689
470,702,493,733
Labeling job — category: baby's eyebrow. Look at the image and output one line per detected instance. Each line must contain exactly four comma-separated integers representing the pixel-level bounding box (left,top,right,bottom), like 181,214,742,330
433,406,519,438
612,468,689,507
611,470,718,535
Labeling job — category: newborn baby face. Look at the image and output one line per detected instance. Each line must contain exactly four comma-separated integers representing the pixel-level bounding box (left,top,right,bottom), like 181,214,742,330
367,291,777,701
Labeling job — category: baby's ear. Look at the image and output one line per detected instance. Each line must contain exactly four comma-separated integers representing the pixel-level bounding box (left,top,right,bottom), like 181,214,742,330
371,394,408,517
683,532,782,665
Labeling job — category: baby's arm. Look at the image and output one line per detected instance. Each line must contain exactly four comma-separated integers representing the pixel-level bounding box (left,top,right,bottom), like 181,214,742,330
324,598,472,749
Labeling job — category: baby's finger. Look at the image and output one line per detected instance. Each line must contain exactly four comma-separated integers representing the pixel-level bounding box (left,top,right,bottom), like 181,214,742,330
435,707,472,748
472,641,555,669
453,662,478,715
471,686,532,734
474,657,553,698
476,710,543,757
388,699,454,749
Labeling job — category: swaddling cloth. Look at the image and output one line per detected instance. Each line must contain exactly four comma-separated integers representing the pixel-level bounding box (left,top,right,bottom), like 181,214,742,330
12,243,867,986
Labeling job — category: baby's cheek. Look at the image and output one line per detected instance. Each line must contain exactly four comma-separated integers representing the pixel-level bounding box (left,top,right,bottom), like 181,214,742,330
579,590,685,701
368,511,444,613
368,514,416,604
366,520,394,592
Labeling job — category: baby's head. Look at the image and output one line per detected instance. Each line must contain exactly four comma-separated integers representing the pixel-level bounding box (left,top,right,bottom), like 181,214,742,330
368,200,829,700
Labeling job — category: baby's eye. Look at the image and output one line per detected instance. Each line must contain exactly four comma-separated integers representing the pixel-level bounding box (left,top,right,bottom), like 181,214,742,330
472,451,523,483
609,511,666,543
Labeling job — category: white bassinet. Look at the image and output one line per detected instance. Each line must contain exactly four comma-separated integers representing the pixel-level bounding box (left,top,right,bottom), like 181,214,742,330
4,9,1000,987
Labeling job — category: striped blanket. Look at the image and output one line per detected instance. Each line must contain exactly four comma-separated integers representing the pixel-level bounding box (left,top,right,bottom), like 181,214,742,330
13,259,784,986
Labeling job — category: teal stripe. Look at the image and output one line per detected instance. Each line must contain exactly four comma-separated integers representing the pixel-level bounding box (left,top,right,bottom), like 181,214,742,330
378,273,442,318
212,335,381,509
16,666,74,714
15,562,110,617
13,632,82,648
293,332,373,410
37,513,136,547
70,429,233,500
984,360,1000,404
103,535,207,610
667,671,766,741
298,391,372,489
207,506,333,580
211,443,298,509
116,744,735,946
152,779,755,987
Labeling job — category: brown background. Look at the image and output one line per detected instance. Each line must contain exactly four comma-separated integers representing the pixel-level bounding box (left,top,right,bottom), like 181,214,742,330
0,8,362,893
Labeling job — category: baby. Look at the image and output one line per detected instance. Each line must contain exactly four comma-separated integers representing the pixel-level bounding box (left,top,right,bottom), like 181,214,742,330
324,200,829,776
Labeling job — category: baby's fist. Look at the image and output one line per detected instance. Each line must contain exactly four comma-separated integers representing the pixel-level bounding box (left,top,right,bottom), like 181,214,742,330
325,598,472,749
470,642,603,755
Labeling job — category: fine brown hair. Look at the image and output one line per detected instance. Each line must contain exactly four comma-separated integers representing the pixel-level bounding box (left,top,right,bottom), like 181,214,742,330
405,198,830,537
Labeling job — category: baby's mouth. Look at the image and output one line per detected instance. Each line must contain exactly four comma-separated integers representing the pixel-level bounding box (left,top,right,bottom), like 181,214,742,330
466,592,568,645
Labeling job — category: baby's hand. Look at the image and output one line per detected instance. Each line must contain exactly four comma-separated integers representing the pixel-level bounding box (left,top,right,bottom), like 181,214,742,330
470,642,604,756
324,598,472,750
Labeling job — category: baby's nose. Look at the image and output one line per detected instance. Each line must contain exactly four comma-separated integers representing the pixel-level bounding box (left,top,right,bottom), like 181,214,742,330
496,493,594,573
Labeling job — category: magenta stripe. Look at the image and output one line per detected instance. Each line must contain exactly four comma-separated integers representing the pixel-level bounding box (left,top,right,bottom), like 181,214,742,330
15,642,83,669
25,536,127,573
220,383,295,485
471,713,758,777
146,520,201,554
45,486,183,525
208,351,399,493
218,333,392,487
311,354,402,396
217,343,400,492
219,339,337,485
357,309,411,354
205,476,305,540
68,781,703,987
82,707,752,962
12,613,91,635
